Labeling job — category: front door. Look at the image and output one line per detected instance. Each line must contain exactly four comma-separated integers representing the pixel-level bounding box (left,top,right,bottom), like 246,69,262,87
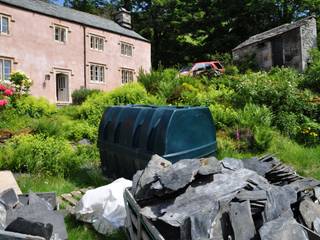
56,73,69,102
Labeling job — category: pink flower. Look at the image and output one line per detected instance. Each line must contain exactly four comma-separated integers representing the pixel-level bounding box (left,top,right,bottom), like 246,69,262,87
4,89,13,96
0,85,5,91
0,99,8,107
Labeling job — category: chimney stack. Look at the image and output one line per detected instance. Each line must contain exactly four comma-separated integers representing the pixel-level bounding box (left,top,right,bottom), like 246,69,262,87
115,8,132,29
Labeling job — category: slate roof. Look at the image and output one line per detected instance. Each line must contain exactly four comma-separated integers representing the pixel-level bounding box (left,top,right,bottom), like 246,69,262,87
0,0,149,42
233,16,315,51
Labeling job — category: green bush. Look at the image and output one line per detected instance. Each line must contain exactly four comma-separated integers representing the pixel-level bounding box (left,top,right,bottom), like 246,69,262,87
72,88,100,105
0,134,80,176
252,126,273,152
209,104,239,129
33,116,67,137
64,120,97,142
15,96,57,118
238,103,273,129
79,83,161,126
303,49,320,93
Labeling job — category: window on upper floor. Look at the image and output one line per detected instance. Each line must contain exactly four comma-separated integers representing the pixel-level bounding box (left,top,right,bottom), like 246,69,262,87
0,15,9,35
90,64,105,83
0,58,12,81
54,25,67,43
121,42,133,57
121,68,134,84
90,35,104,51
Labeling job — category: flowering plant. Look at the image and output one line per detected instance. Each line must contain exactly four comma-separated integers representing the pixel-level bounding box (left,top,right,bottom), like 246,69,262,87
9,71,32,95
0,83,14,108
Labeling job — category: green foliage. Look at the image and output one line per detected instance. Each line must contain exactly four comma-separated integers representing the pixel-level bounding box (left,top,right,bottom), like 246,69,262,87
15,96,57,118
238,104,273,129
0,134,79,176
72,88,100,105
303,49,320,93
252,126,273,152
64,120,97,142
79,83,161,126
209,104,239,129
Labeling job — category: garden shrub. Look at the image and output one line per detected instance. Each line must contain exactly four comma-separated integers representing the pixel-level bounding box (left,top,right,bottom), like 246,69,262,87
0,134,80,176
72,88,100,105
252,126,273,152
33,116,67,138
297,118,320,146
79,83,161,126
238,104,273,129
9,71,32,95
209,104,239,129
15,96,57,118
64,120,97,142
302,49,320,93
0,109,34,132
234,68,303,111
274,111,300,138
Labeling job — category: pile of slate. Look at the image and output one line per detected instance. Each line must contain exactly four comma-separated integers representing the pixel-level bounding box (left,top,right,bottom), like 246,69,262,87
131,154,320,240
0,189,67,240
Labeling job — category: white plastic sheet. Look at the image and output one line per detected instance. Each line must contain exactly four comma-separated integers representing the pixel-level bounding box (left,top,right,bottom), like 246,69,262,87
75,178,132,234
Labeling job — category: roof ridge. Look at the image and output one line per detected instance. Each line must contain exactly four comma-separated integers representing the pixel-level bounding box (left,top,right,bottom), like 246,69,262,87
233,16,315,51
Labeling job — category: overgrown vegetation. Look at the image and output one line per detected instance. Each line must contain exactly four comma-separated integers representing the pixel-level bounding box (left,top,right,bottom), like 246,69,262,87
0,51,319,240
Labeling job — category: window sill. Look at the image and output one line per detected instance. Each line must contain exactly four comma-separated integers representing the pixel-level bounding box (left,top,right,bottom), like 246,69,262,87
121,54,133,58
89,48,104,52
55,40,67,45
89,81,106,85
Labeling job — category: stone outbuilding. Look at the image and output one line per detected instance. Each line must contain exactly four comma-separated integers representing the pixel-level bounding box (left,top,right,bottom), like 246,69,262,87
232,16,317,71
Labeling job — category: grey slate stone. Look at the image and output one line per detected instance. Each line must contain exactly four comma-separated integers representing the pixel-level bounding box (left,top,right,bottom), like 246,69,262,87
78,138,92,145
5,217,53,240
132,155,172,201
198,157,222,176
0,188,19,209
6,204,67,240
156,159,201,192
263,185,296,222
189,205,220,240
0,203,6,230
313,217,320,234
242,157,273,176
158,169,251,228
28,192,53,211
221,158,244,171
299,198,320,230
229,201,256,240
259,215,309,240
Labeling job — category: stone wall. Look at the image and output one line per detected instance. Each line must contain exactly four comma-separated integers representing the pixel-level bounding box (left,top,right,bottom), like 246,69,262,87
300,18,318,71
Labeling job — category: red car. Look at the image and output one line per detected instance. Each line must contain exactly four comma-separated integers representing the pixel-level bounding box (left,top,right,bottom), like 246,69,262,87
180,61,225,77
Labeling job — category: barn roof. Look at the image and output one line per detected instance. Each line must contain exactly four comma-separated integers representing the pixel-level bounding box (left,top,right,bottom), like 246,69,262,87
233,16,315,51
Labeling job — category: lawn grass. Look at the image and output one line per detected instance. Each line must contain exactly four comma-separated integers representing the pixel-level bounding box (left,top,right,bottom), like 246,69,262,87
16,168,126,240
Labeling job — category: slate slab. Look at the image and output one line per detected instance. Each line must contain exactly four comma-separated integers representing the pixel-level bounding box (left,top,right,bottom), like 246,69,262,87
0,171,22,195
229,201,256,240
0,188,19,209
299,198,320,230
5,217,53,240
259,215,309,240
6,204,67,240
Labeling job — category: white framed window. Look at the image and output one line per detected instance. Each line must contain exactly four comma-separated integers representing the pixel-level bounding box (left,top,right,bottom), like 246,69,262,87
54,25,67,43
121,68,134,84
0,58,12,81
121,42,133,57
90,64,105,83
0,14,9,35
90,35,104,51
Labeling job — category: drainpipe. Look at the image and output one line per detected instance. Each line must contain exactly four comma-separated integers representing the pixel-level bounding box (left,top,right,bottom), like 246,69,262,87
83,25,87,88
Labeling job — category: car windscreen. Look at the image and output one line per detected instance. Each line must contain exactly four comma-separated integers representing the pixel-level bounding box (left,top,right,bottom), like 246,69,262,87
180,66,192,72
214,62,223,69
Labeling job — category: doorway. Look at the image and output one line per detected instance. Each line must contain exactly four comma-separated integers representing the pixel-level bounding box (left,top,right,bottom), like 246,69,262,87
56,73,69,102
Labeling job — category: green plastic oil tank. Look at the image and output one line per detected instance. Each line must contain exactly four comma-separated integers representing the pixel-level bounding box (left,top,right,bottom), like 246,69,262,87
98,105,217,179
